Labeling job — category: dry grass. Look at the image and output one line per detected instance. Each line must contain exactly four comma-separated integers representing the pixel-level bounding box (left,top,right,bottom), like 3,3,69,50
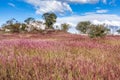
0,33,120,80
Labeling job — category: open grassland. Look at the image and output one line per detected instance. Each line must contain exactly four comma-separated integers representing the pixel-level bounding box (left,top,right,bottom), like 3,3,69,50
0,33,120,80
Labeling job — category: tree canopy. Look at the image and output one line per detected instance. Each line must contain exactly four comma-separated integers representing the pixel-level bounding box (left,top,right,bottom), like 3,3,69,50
42,12,57,29
76,21,91,34
88,24,109,38
117,29,120,33
61,23,70,32
24,17,35,24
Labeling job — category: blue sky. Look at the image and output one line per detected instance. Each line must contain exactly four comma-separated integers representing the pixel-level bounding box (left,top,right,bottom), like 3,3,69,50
0,0,120,33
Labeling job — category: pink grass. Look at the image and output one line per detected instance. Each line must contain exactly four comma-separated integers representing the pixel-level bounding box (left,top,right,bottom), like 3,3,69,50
0,33,120,80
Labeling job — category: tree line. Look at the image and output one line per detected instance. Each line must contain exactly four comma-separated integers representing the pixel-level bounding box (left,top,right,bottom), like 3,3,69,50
1,12,120,38
1,13,70,33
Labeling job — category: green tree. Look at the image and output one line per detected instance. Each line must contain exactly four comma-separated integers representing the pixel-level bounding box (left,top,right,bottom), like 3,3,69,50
24,17,35,24
2,18,20,33
117,29,120,34
76,21,91,34
10,23,21,32
6,18,16,25
88,24,109,38
61,23,70,32
20,23,27,31
42,12,57,29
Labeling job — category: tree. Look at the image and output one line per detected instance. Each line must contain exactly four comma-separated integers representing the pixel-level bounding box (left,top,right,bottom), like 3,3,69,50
42,12,57,29
61,23,70,32
6,18,16,25
24,17,35,24
2,18,20,33
20,23,27,31
117,29,120,34
10,23,21,32
88,24,109,38
76,21,91,34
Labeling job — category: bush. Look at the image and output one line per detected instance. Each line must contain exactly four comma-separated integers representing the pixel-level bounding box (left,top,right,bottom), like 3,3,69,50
117,29,120,34
1,18,21,33
76,21,91,34
2,23,20,33
61,23,70,32
88,24,109,38
20,23,27,31
10,23,21,32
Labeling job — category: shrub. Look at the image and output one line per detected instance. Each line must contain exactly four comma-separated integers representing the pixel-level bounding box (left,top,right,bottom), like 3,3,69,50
61,23,70,32
76,21,91,34
117,29,120,34
2,23,20,33
20,23,27,31
88,24,109,38
1,18,21,33
10,23,21,32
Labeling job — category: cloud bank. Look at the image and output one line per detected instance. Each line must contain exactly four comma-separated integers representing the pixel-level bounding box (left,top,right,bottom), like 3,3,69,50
56,13,120,27
96,9,108,13
24,0,108,14
25,0,72,14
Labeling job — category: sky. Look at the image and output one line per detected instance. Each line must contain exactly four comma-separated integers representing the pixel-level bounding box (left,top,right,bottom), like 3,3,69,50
0,0,120,33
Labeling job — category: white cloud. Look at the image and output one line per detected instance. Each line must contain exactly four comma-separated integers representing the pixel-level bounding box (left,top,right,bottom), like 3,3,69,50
67,0,99,4
56,13,120,27
84,9,108,15
25,0,72,14
24,0,108,15
96,9,108,13
8,3,15,7
92,20,120,26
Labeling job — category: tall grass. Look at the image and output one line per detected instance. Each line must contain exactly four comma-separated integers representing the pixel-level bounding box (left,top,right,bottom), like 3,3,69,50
0,33,120,80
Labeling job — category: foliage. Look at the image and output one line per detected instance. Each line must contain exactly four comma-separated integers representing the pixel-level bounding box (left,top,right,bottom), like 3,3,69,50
2,18,20,32
42,12,57,29
88,24,109,38
24,17,35,24
20,23,27,31
76,21,91,34
22,23,27,31
6,18,17,25
10,23,21,32
0,16,114,37
61,23,70,32
76,21,109,38
117,29,120,33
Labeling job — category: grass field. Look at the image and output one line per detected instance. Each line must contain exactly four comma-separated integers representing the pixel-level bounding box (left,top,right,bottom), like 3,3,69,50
0,32,120,80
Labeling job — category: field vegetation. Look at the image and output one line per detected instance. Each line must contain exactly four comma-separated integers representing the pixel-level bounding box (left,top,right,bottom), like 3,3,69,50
0,32,120,80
